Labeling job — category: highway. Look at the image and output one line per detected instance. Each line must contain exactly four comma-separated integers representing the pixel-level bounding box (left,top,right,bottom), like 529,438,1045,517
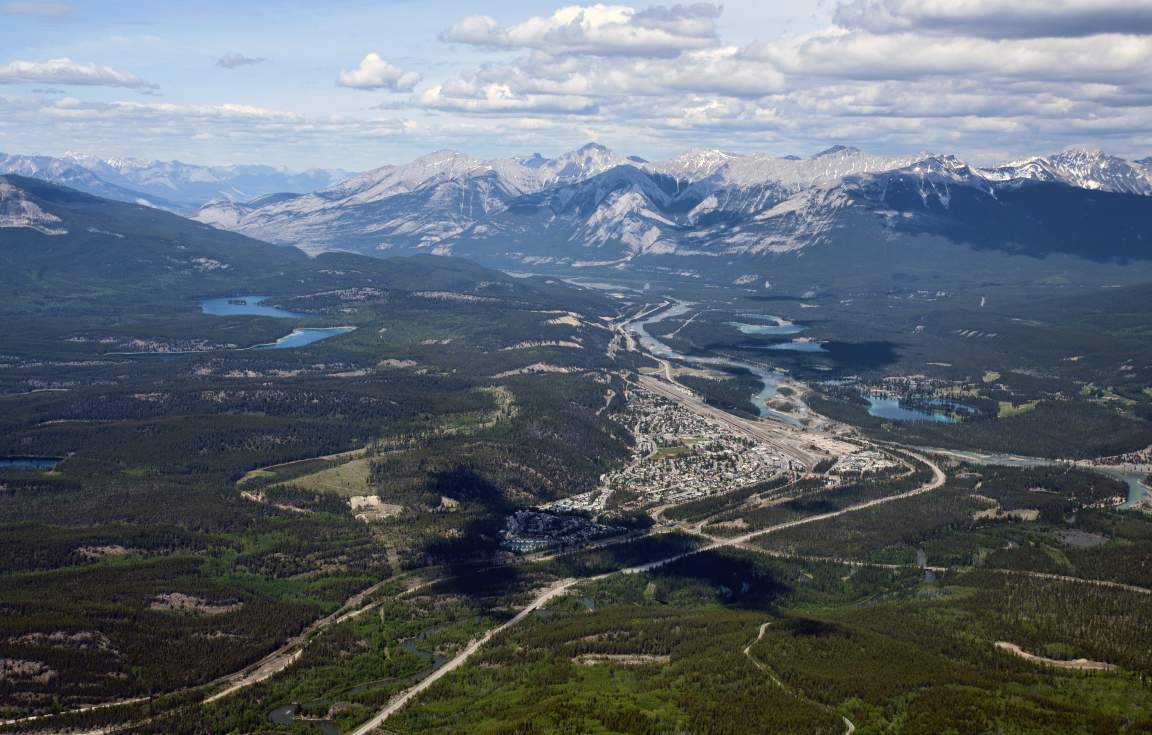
341,303,953,733
344,446,950,733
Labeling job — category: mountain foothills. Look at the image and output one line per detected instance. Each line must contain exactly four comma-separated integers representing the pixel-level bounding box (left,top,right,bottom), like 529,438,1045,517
189,144,1152,285
1,170,1152,735
0,175,641,728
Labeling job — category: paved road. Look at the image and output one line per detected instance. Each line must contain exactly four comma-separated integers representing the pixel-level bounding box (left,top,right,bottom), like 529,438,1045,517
345,449,949,733
0,696,152,729
736,548,1152,595
346,577,581,735
343,325,952,733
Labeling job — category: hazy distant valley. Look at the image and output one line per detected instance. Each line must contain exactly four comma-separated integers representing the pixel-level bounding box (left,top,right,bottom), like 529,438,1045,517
2,161,1152,733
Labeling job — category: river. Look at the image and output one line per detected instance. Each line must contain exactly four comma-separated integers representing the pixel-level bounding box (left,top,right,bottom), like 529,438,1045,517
626,302,805,426
918,447,1149,509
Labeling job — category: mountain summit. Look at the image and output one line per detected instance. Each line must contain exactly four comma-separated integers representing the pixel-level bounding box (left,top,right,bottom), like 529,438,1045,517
190,144,1152,276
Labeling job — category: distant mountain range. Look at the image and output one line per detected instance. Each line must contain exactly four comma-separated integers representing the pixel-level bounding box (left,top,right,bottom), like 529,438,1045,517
0,174,604,313
5,143,1152,289
0,152,352,213
187,144,1152,282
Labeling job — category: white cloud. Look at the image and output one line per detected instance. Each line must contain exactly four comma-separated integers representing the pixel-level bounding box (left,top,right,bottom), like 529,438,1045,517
753,29,1152,85
337,53,421,92
6,1,1152,162
421,80,600,114
0,58,156,89
217,53,267,69
416,1,1152,157
441,3,720,57
0,95,420,153
835,0,1152,39
1,2,71,16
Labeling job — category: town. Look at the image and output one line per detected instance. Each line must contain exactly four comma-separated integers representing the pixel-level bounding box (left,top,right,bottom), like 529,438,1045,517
545,387,802,515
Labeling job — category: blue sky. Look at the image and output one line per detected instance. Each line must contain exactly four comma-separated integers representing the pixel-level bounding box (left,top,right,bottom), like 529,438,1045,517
2,0,1150,169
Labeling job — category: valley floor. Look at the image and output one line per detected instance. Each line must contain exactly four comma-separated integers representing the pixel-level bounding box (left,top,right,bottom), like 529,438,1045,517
4,282,1152,735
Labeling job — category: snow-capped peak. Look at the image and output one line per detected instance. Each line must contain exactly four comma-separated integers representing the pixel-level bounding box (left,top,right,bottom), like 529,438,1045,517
812,144,860,159
536,143,630,185
707,147,926,190
988,148,1152,195
646,148,741,180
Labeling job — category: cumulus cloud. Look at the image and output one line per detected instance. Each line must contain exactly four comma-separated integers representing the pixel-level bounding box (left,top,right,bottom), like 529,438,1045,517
754,29,1152,84
835,0,1152,39
421,80,600,115
441,3,720,56
217,53,267,69
416,1,1152,157
0,58,156,89
0,94,419,152
7,1,1152,161
337,53,421,91
1,2,71,16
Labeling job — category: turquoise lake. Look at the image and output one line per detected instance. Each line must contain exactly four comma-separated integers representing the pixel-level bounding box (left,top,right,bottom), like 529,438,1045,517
250,327,357,350
200,296,308,319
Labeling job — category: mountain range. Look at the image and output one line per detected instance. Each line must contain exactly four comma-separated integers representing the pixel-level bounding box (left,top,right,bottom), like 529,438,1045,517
0,152,351,213
5,143,1152,289
188,144,1152,283
0,173,605,315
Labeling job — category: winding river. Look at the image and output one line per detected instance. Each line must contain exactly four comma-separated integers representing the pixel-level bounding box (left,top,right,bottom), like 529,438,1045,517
919,447,1149,509
626,301,1150,508
627,302,805,426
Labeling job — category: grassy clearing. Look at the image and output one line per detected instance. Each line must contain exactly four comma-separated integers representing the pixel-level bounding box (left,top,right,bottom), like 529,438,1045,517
285,457,373,497
998,400,1040,418
653,445,693,461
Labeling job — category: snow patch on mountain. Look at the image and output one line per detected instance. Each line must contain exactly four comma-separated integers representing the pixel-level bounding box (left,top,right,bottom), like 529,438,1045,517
186,143,1152,263
0,180,67,235
984,149,1152,196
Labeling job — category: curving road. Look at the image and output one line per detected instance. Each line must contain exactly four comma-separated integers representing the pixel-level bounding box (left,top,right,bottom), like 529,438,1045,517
342,314,954,733
344,447,948,733
347,577,581,735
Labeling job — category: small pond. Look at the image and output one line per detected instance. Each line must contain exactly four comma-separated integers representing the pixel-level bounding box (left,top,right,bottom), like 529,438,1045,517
865,395,961,423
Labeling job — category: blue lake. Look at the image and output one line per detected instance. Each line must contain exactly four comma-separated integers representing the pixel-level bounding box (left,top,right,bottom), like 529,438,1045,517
200,295,355,350
727,319,805,336
251,327,356,350
0,457,61,470
865,395,960,423
201,296,308,319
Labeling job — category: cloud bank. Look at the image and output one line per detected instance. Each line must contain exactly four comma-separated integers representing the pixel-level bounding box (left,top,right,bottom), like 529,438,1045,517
411,1,1152,157
0,58,156,89
1,2,71,16
441,3,721,56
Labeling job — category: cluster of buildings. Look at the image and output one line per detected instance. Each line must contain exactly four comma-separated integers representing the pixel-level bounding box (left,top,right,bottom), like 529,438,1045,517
500,510,623,553
546,388,796,515
826,448,902,476
815,448,904,488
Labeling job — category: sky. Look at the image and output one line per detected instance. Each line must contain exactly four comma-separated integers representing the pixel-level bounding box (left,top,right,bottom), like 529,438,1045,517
1,0,1151,170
